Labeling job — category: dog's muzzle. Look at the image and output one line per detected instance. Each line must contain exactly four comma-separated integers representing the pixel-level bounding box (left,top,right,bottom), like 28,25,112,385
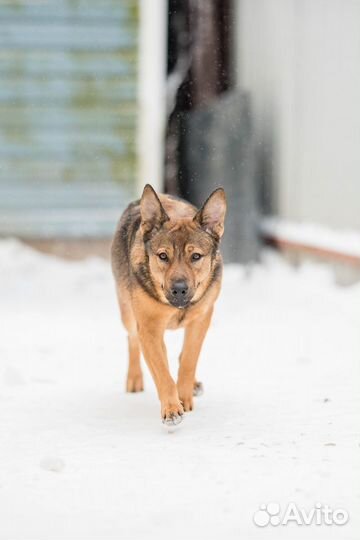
167,280,191,308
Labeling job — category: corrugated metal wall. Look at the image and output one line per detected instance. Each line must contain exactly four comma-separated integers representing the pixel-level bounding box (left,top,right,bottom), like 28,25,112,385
0,0,139,237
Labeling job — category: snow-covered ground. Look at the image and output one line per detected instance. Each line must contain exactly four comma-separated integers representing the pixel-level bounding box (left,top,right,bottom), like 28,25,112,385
1,239,359,540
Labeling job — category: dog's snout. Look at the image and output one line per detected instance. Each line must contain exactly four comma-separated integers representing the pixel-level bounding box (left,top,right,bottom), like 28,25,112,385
167,280,191,307
171,280,188,298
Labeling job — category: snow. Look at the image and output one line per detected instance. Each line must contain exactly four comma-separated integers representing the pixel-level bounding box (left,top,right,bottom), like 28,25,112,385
0,239,359,540
261,217,360,258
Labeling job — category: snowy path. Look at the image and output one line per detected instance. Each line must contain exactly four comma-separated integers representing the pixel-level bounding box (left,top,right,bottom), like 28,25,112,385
0,240,359,540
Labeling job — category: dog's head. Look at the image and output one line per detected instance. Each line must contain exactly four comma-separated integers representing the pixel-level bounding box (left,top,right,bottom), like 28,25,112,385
140,184,226,308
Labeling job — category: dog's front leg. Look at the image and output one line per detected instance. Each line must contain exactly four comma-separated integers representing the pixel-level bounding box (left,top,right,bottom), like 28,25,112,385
137,321,184,425
177,307,213,411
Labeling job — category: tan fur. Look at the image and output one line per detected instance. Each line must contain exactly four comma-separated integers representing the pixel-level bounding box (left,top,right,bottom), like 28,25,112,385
111,185,226,423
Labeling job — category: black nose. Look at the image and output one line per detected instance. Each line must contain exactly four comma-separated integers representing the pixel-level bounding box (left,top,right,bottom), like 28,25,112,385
171,280,189,298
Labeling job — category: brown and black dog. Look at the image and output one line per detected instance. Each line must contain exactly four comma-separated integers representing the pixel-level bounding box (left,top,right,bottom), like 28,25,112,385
111,184,226,425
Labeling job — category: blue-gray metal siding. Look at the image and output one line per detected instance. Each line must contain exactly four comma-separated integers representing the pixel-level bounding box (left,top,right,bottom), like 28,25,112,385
0,0,139,237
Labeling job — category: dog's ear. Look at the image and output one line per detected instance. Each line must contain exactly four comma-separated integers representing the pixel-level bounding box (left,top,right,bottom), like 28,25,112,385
193,187,227,240
140,184,169,235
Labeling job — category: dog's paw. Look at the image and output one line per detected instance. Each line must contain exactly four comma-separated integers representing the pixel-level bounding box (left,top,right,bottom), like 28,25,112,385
177,381,203,411
162,412,183,427
162,402,184,425
126,373,144,393
178,388,194,412
193,381,203,397
181,395,194,412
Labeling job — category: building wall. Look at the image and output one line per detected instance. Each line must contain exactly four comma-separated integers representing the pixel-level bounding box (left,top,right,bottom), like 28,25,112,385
0,0,139,238
236,0,360,230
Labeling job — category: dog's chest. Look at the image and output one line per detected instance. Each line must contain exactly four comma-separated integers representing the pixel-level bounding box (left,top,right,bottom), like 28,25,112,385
167,305,202,329
167,310,186,329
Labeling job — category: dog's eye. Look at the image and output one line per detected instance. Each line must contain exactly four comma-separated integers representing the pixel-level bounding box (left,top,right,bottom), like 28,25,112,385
191,253,202,262
158,252,168,262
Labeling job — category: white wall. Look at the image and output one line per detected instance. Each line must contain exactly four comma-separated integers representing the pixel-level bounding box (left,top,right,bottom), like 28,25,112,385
236,0,360,229
137,0,167,195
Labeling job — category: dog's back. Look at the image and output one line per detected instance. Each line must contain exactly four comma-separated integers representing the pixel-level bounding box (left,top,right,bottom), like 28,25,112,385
111,199,141,285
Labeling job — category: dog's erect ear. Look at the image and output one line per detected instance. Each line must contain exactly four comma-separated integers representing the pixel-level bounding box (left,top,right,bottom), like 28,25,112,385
140,184,169,235
193,187,227,240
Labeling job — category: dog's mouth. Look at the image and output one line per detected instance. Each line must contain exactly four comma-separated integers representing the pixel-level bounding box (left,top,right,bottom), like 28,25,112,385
166,294,192,309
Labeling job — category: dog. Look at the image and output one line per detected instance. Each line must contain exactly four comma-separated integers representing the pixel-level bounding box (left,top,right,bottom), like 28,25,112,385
111,184,226,425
